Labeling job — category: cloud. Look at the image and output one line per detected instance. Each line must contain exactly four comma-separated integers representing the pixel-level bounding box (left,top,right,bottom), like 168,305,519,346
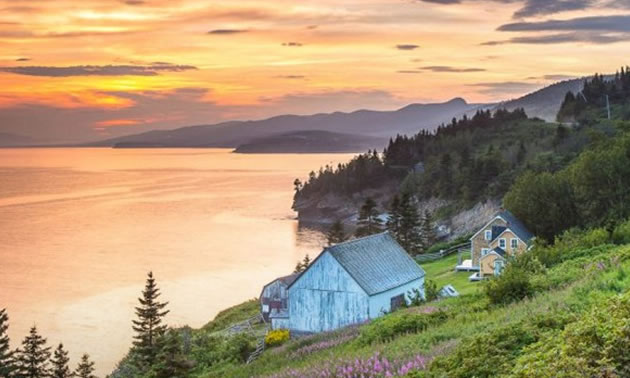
123,0,145,5
397,70,423,74
483,31,630,45
282,42,303,47
207,29,249,35
274,75,306,79
467,81,542,96
15,57,30,62
396,44,420,50
498,15,630,32
0,63,197,77
417,0,602,18
526,74,578,80
421,65,486,72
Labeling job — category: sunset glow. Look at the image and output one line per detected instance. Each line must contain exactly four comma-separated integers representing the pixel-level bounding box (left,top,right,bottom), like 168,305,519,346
1,0,629,142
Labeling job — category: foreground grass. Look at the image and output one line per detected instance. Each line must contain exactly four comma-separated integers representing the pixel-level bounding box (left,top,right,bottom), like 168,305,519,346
420,252,479,296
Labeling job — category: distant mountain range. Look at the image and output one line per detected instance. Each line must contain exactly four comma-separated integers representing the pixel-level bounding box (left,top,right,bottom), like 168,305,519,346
0,77,591,150
88,98,479,150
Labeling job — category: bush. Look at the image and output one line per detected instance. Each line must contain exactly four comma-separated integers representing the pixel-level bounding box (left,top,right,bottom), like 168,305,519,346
612,218,630,244
265,329,290,348
485,265,533,305
357,311,447,345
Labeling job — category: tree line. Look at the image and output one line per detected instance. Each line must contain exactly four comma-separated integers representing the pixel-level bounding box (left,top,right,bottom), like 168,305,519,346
0,309,96,378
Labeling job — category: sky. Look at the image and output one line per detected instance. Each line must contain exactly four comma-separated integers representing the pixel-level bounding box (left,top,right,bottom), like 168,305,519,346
0,0,629,142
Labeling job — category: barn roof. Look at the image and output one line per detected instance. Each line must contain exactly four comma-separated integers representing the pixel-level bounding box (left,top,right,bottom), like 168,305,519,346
497,210,534,244
325,232,425,296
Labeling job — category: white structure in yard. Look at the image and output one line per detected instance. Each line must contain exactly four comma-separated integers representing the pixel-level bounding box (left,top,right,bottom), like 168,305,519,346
270,232,425,333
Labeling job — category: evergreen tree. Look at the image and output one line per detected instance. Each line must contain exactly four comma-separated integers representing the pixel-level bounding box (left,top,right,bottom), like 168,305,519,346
293,254,311,273
49,344,71,378
74,354,96,378
14,326,50,378
326,220,347,246
397,193,422,254
0,308,16,378
132,272,170,368
420,210,437,252
355,197,383,237
151,330,191,378
386,195,402,239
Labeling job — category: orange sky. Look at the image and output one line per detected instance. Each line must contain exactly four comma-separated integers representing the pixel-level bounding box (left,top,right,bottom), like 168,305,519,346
0,0,629,142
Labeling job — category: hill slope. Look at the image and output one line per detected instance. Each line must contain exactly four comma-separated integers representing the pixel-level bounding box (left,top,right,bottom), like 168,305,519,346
0,132,43,147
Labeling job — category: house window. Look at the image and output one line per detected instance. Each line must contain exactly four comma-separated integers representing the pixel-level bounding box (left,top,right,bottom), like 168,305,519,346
499,238,506,249
481,248,489,256
484,230,492,240
511,238,518,249
390,294,405,311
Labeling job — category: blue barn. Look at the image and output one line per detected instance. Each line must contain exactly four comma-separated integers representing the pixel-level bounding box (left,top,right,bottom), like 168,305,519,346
277,232,425,334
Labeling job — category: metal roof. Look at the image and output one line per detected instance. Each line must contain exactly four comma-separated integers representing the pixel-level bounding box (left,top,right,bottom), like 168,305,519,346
325,232,425,296
497,210,534,244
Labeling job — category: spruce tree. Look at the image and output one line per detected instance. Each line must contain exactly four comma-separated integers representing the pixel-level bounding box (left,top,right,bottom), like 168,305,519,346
293,254,311,273
49,343,71,378
74,354,96,378
420,210,437,253
0,308,16,378
14,326,50,378
326,220,347,246
386,195,402,238
152,330,190,378
397,193,422,254
355,198,383,237
132,272,169,367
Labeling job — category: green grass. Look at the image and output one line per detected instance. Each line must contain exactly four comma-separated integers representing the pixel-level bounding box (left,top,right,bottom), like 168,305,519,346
420,252,480,296
202,298,260,333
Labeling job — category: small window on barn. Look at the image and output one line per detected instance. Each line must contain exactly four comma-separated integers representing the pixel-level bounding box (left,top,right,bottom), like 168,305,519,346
484,230,492,240
511,238,518,249
390,294,405,311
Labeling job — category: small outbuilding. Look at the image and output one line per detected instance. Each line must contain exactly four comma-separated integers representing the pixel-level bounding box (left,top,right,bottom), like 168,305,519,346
283,232,425,334
260,273,300,328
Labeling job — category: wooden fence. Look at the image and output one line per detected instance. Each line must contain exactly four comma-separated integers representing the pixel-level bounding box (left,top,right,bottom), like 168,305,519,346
415,242,471,263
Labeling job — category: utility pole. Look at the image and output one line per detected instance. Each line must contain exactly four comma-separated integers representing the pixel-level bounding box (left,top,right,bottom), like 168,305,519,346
606,94,611,120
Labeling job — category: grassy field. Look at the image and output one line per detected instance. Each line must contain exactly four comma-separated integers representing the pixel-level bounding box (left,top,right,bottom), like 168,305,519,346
420,252,481,296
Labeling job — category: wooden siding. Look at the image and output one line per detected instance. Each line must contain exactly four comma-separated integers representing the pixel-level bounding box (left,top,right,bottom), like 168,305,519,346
368,278,424,318
489,230,527,257
288,252,369,333
480,253,503,276
471,218,507,267
261,280,288,322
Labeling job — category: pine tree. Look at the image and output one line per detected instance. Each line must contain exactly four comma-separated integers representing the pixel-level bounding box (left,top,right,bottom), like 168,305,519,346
326,220,347,246
0,309,16,378
355,198,383,237
386,195,402,238
132,272,170,368
397,193,422,254
49,344,71,378
420,210,437,253
151,330,190,378
74,354,96,378
293,254,311,273
14,326,50,378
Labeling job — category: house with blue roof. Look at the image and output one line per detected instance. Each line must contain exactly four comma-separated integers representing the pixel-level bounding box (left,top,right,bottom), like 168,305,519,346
470,210,534,277
270,232,425,333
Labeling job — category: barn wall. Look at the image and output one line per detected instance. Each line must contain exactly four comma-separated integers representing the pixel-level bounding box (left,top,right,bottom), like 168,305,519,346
368,277,425,318
289,252,369,333
271,317,290,330
261,280,288,321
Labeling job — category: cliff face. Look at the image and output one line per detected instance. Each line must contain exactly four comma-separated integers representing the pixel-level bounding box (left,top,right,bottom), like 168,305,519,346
294,189,501,240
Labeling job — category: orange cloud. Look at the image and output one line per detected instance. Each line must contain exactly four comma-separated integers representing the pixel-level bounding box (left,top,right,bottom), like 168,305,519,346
94,119,143,127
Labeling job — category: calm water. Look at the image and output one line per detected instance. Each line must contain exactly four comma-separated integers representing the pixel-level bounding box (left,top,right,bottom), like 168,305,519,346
0,148,352,375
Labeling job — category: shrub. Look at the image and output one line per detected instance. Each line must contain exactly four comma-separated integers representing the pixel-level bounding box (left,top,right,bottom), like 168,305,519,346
612,218,630,244
357,311,448,345
485,265,533,305
265,329,290,348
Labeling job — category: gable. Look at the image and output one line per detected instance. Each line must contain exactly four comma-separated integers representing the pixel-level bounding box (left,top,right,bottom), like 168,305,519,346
290,251,366,294
471,216,508,241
